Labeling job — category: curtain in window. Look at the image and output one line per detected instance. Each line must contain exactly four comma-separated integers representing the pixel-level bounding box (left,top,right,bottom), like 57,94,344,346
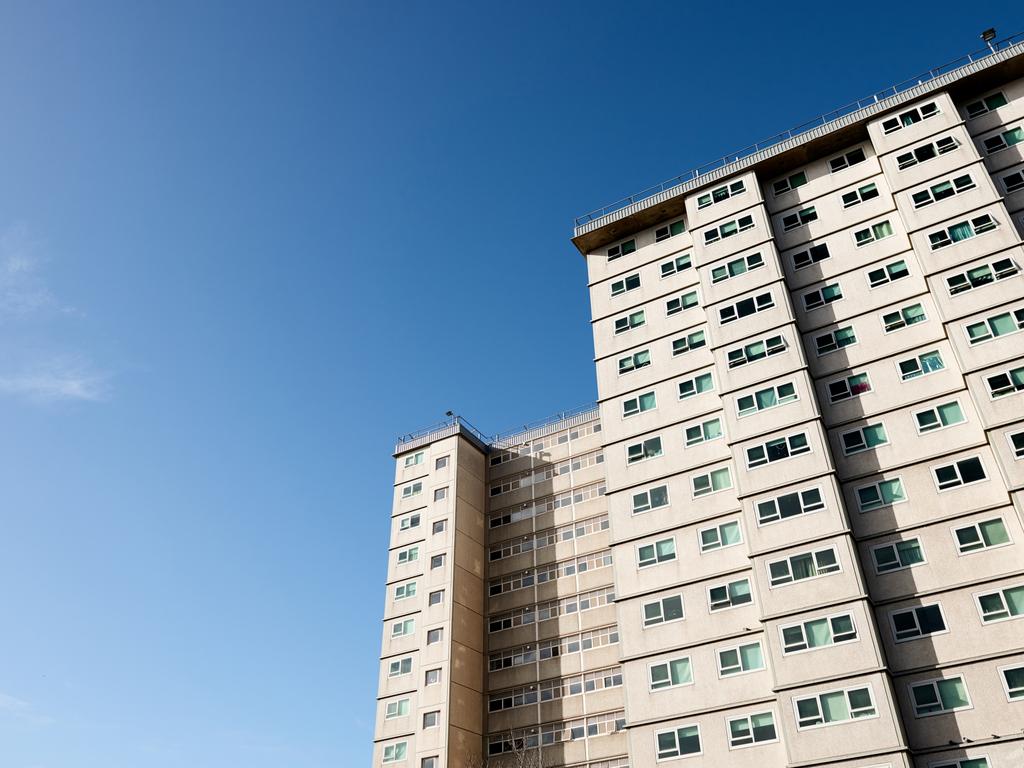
740,643,762,670
751,712,776,740
980,520,1010,546
863,424,888,447
729,580,750,602
805,618,831,648
756,389,778,410
990,313,1015,337
721,523,741,546
670,658,692,684
920,352,944,373
639,393,656,411
937,679,969,710
791,554,814,579
949,221,974,242
820,691,849,723
904,304,926,325
879,480,905,504
656,539,675,559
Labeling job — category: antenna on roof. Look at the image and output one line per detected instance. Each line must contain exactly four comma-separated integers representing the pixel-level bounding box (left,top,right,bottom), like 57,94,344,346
981,28,998,53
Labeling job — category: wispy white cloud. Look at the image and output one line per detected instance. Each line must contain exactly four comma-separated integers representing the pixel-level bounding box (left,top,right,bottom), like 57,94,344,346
0,224,63,318
0,356,111,403
0,691,54,728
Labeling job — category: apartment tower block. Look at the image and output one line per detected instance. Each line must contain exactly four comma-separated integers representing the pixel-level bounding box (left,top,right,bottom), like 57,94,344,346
373,37,1024,768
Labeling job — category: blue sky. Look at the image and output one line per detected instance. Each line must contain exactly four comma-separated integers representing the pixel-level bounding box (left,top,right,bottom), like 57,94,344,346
0,2,1020,765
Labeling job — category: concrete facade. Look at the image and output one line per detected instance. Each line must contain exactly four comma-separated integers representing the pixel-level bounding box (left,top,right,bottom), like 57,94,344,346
374,45,1024,768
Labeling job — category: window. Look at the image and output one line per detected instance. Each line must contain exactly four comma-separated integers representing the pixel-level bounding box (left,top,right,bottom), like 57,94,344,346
649,657,692,690
769,548,840,586
965,90,1008,117
841,423,888,455
932,760,989,768
828,372,872,403
711,252,764,282
914,401,965,433
829,147,867,173
815,326,857,355
898,349,944,380
841,182,880,208
977,585,1024,622
704,215,755,244
773,170,808,195
1000,665,1024,700
881,101,940,133
756,487,825,525
388,657,413,677
660,253,692,278
433,487,447,502
678,372,713,399
709,578,752,611
404,452,424,468
399,513,421,531
882,303,926,333
397,546,419,564
910,677,971,717
856,478,906,512
719,292,774,324
727,711,777,747
698,179,746,208
422,757,439,768
983,353,1023,400
623,391,656,418
430,554,445,569
929,214,998,249
933,456,987,490
613,309,646,334
394,581,417,600
1002,169,1024,193
965,308,1024,344
699,521,742,552
872,538,925,573
666,291,699,316
643,594,684,626
655,220,686,242
717,641,764,676
781,206,818,232
428,590,444,606
982,125,1024,154
423,711,439,728
795,687,876,728
656,725,701,759
424,668,441,685
727,334,786,368
391,618,414,637
1009,430,1024,460
692,467,731,497
867,259,909,287
434,456,448,470
854,220,894,246
638,538,676,568
896,136,958,169
911,174,976,208
618,349,651,374
610,273,641,296
626,437,662,464
385,699,410,719
684,417,722,446
890,604,946,642
792,243,830,270
947,258,1020,295
747,432,810,468
383,742,408,763
632,484,669,514
672,329,706,356
401,482,422,498
737,382,797,417
431,519,446,535
782,613,857,653
953,517,1010,554
606,239,636,261
802,282,842,311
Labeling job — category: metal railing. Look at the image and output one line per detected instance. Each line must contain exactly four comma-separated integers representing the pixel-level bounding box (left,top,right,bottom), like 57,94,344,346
574,31,1024,232
395,402,601,454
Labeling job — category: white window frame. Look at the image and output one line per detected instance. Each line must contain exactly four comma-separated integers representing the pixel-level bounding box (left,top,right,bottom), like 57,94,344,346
867,259,910,288
631,484,670,515
736,381,798,417
974,584,1024,623
626,436,663,464
889,603,948,644
725,710,778,749
779,611,858,655
998,663,1024,702
691,466,732,498
715,640,765,678
855,477,907,513
827,371,872,403
932,456,987,492
610,273,641,297
793,686,878,730
622,391,657,418
913,399,966,435
648,656,694,691
707,578,752,613
909,676,973,718
950,516,1012,556
698,520,743,553
637,537,677,569
678,371,714,400
870,537,926,574
755,486,826,526
767,547,841,588
710,251,765,283
746,432,811,469
642,594,685,628
840,423,889,456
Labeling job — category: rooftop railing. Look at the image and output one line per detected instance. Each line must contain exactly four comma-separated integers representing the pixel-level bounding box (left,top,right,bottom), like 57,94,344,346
394,402,600,454
574,31,1024,233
